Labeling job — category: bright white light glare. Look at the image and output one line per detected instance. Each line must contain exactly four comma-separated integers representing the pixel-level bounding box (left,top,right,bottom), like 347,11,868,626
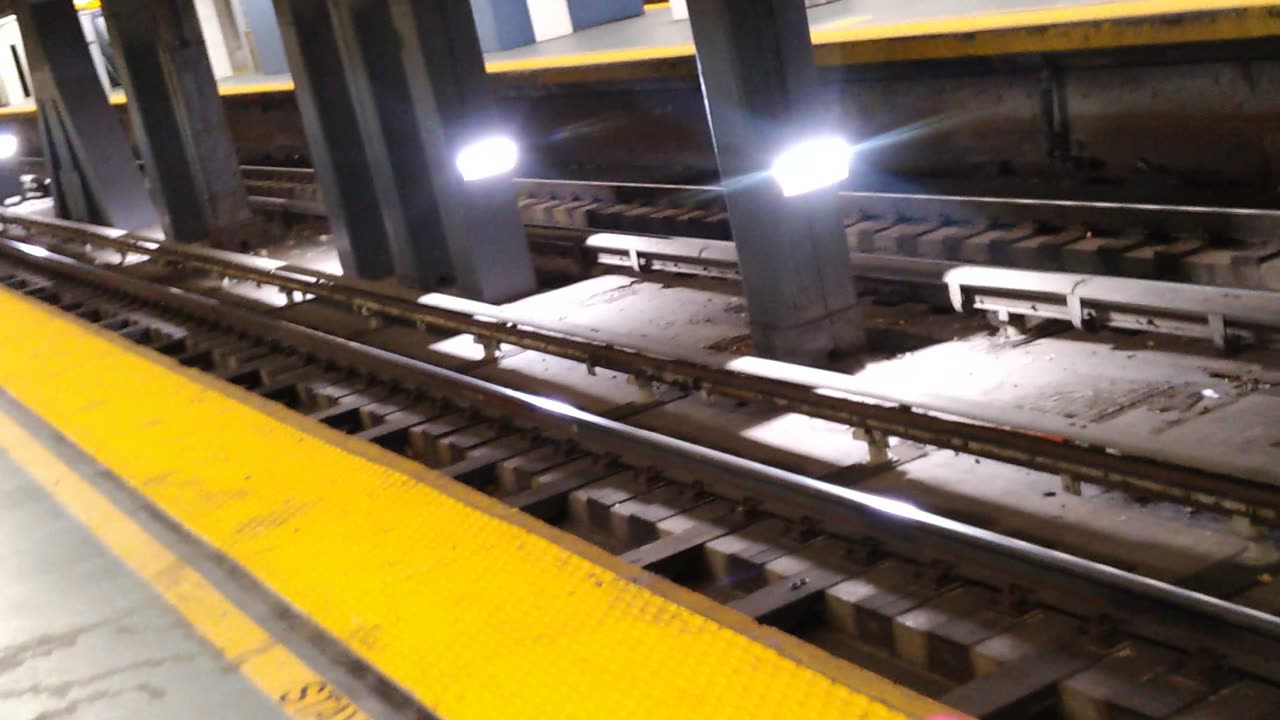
455,136,518,182
14,242,50,258
770,135,855,197
0,133,18,161
523,394,580,418
859,495,929,523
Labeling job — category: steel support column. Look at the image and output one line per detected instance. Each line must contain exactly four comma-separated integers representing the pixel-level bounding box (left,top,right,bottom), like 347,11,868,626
686,0,863,363
13,0,157,230
269,0,535,302
268,0,395,279
386,0,536,303
98,0,252,247
323,0,453,291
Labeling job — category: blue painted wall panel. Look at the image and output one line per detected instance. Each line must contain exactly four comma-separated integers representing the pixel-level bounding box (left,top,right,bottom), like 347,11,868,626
470,0,535,52
566,0,644,30
241,0,289,75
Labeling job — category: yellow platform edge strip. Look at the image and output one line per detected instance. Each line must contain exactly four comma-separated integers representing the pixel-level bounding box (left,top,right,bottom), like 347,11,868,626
0,410,376,720
489,0,1280,74
813,0,1280,65
813,0,1280,45
0,0,1274,117
0,285,964,720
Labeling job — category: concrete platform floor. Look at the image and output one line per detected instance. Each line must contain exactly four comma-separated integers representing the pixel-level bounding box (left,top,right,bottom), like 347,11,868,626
0,0,1201,112
484,0,1143,65
0,448,287,719
0,392,422,720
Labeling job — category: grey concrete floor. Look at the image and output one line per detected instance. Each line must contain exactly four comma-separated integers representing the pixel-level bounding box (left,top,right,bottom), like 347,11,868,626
0,392,431,720
487,0,1138,63
11,0,1140,109
0,437,290,719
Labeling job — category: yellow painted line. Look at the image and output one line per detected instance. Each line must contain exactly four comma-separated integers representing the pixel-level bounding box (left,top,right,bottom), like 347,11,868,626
484,0,1280,73
0,286,965,720
0,103,35,117
813,0,1280,44
0,79,298,117
486,43,695,74
813,0,1280,64
218,80,298,97
0,410,374,720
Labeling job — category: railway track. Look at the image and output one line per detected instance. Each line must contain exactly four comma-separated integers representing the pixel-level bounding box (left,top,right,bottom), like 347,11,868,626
238,166,1280,293
2,217,1280,719
240,166,1280,353
6,210,1279,522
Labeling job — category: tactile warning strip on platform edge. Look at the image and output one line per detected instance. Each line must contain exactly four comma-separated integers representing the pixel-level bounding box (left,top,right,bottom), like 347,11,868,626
0,285,964,720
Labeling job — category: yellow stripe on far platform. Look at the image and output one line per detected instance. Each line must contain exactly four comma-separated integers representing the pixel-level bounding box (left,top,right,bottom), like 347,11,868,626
813,0,1280,64
0,0,1272,117
487,0,1280,73
0,284,963,720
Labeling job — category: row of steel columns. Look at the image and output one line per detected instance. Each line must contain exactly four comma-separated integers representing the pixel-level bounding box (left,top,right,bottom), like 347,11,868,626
15,0,861,363
270,0,536,302
15,0,255,243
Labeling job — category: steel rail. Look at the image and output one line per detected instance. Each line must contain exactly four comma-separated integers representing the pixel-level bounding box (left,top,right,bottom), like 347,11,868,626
241,192,960,288
3,235,1279,682
507,177,1280,237
242,187,1280,353
240,167,1280,237
838,190,1280,237
4,210,1279,526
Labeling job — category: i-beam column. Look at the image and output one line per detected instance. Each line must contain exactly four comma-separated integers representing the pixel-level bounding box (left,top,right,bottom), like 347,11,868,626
686,0,864,364
271,0,536,302
387,0,536,303
98,0,253,247
269,0,396,279
14,0,158,231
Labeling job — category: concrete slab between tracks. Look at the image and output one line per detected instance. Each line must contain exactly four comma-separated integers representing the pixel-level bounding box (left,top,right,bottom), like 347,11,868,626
0,284,965,719
498,274,1280,490
457,274,1264,575
173,215,1274,576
